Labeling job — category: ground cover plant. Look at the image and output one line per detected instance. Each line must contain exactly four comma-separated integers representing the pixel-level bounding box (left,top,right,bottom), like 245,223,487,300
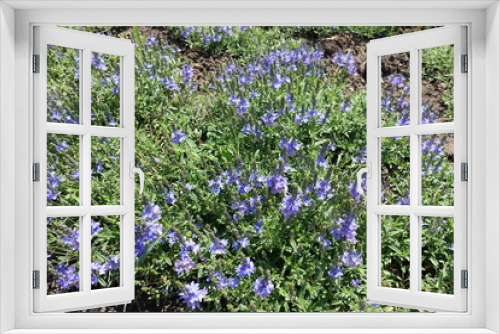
45,26,455,312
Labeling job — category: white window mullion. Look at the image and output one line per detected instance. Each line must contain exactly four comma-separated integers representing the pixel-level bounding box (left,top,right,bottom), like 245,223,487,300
409,47,420,296
81,47,92,294
366,47,381,295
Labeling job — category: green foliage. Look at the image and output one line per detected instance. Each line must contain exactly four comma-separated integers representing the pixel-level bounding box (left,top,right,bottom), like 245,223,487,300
46,26,455,313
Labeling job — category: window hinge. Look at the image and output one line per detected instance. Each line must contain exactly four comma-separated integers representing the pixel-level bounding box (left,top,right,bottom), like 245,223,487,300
33,270,40,289
461,54,468,73
33,54,40,73
33,163,40,182
461,270,468,289
461,162,468,181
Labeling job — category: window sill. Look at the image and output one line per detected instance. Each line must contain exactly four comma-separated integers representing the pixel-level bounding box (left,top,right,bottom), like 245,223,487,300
4,330,497,334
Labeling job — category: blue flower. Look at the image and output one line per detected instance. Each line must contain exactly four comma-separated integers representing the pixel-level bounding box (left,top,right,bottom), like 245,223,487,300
332,52,357,75
171,131,187,144
90,220,102,236
181,63,194,84
279,138,302,156
237,182,252,194
209,238,228,255
54,263,79,290
316,235,332,248
252,277,274,298
161,77,180,91
241,124,262,138
135,202,163,257
165,190,177,205
280,195,302,219
235,257,256,277
315,156,329,168
228,277,239,288
351,279,361,288
255,219,264,233
179,282,208,310
262,112,280,127
328,265,344,279
103,255,120,271
62,228,79,251
55,141,69,152
175,254,196,275
266,174,288,194
342,249,363,267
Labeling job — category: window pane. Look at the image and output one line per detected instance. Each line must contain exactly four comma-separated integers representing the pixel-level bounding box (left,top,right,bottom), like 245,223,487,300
47,216,80,294
381,215,410,290
421,45,454,124
381,136,410,205
421,133,454,206
47,133,80,206
47,45,80,124
380,52,410,127
91,136,121,206
91,52,121,127
91,216,121,290
421,217,454,294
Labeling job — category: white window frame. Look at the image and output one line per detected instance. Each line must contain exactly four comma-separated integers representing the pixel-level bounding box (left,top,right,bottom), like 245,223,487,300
0,1,499,333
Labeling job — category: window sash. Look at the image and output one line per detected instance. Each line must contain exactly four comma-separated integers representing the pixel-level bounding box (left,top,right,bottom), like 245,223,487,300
366,26,467,312
33,25,136,313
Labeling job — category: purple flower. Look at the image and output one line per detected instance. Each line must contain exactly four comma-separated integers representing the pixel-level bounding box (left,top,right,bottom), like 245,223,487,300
208,176,224,194
329,215,359,243
316,235,332,248
54,263,79,290
184,240,201,254
228,277,240,288
237,182,252,194
181,27,195,38
315,156,329,168
91,220,102,236
181,63,194,84
332,52,357,75
179,282,208,310
135,202,163,257
161,77,180,91
255,219,264,233
171,131,187,144
280,195,302,219
241,124,262,138
209,238,228,255
165,190,178,205
342,249,363,267
55,141,69,152
266,174,288,194
328,265,344,279
252,277,274,298
314,178,333,200
233,237,250,250
351,279,361,288
294,113,310,125
235,257,256,277
279,138,302,156
103,255,120,271
175,254,196,275
62,228,79,251
262,112,280,127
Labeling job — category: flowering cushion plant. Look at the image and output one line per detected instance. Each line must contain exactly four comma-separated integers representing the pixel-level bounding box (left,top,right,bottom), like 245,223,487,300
45,26,454,312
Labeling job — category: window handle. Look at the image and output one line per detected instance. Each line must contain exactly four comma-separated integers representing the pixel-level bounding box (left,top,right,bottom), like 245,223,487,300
129,162,144,194
356,162,371,194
